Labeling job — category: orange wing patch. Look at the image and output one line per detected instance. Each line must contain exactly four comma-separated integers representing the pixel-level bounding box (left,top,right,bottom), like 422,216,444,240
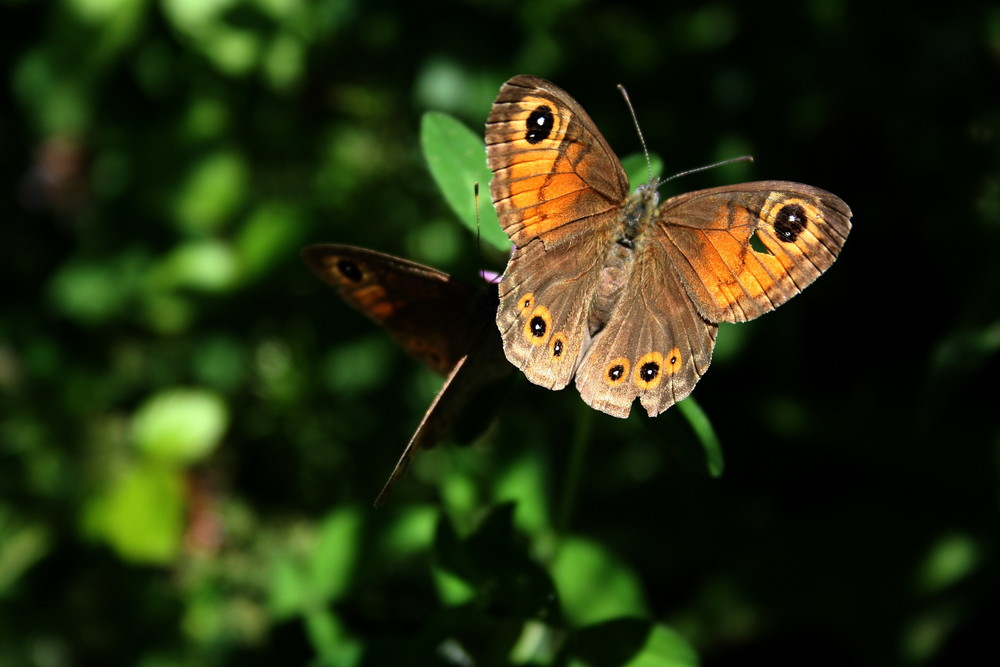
662,185,851,323
350,284,395,321
487,89,625,247
664,206,784,319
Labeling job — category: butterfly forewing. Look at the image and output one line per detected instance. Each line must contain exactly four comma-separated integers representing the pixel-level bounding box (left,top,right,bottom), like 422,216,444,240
486,75,628,248
657,182,852,323
302,244,482,375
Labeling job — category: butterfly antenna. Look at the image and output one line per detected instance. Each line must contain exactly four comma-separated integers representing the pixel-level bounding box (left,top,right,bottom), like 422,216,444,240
664,155,755,183
617,83,653,184
473,181,486,268
471,181,504,285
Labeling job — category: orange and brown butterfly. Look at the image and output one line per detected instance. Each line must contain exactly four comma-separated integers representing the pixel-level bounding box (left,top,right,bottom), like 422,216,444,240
302,245,509,505
485,75,852,418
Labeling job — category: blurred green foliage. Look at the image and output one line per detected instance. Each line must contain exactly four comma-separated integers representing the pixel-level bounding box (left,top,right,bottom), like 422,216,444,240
2,0,1000,665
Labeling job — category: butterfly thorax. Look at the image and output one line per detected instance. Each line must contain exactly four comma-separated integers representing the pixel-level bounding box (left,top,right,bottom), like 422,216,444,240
620,181,660,242
587,183,661,335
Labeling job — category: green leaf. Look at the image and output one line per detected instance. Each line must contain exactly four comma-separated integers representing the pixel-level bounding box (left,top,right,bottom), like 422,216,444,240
269,507,364,620
173,150,248,235
432,504,558,617
48,251,148,325
236,202,306,281
432,564,477,607
131,388,229,465
492,448,551,536
152,238,240,292
677,397,724,477
268,554,309,620
83,462,185,565
917,532,981,594
309,507,363,602
636,624,699,667
304,608,362,667
566,619,698,667
420,111,508,252
620,152,663,189
552,537,648,627
378,504,439,558
0,510,51,594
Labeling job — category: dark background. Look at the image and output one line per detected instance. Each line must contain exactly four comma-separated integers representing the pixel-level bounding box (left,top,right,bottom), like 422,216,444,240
2,0,998,665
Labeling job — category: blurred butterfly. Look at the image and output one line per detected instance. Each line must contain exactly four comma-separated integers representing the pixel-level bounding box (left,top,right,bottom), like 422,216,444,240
302,244,510,505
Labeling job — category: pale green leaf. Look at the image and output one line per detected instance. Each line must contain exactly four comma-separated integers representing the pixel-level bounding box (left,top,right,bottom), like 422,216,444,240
131,388,229,464
420,111,508,252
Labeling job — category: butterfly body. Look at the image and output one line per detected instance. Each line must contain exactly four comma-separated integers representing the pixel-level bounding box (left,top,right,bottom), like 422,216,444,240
487,75,851,419
590,182,661,325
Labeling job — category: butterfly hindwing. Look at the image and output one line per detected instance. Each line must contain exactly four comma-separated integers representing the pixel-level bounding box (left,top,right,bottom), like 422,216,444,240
575,249,718,418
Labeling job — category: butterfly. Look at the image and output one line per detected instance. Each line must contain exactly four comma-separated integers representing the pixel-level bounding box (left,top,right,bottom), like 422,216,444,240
486,75,852,418
301,245,510,505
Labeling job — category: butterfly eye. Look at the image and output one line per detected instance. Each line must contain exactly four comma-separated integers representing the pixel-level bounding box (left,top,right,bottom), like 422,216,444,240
518,293,535,314
336,259,363,283
774,203,808,242
633,352,665,390
604,358,630,386
522,304,552,345
525,105,554,144
550,333,567,359
530,317,546,336
414,343,443,370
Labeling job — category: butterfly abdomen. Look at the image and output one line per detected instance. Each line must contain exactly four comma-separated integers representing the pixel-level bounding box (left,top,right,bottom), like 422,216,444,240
586,183,661,334
589,241,635,336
